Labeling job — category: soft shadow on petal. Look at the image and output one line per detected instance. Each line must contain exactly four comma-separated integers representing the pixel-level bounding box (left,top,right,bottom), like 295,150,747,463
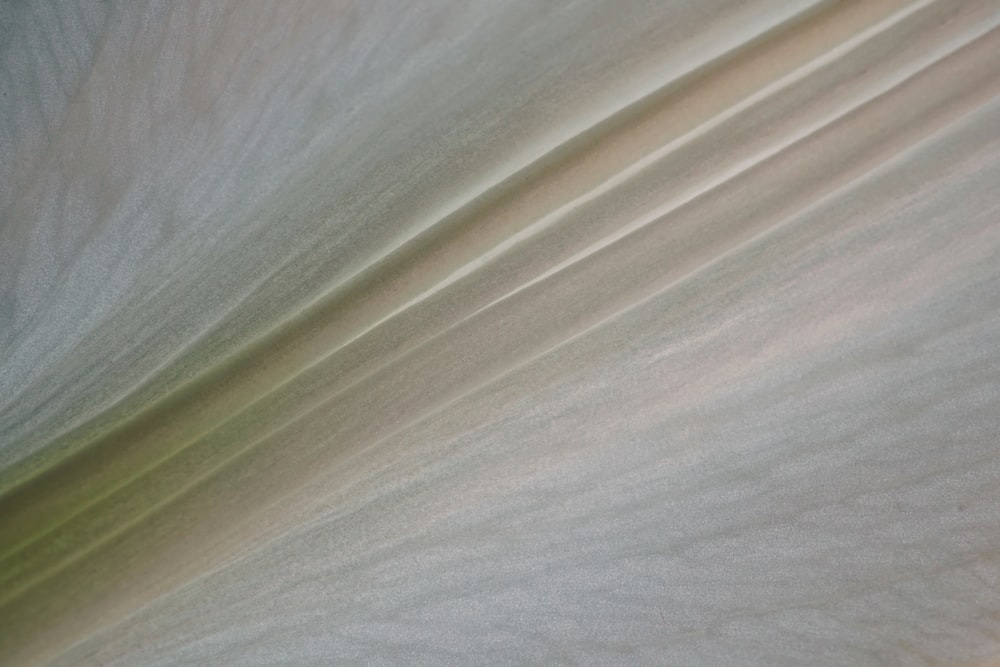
1,1,1000,665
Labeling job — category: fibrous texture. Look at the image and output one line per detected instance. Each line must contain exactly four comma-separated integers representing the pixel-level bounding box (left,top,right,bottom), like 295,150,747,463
1,1,1000,664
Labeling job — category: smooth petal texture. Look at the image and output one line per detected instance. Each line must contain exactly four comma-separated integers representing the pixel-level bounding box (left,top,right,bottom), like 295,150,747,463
1,1,1000,665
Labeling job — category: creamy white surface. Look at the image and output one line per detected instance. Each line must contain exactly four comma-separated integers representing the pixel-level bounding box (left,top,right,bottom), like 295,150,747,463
1,1,999,665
